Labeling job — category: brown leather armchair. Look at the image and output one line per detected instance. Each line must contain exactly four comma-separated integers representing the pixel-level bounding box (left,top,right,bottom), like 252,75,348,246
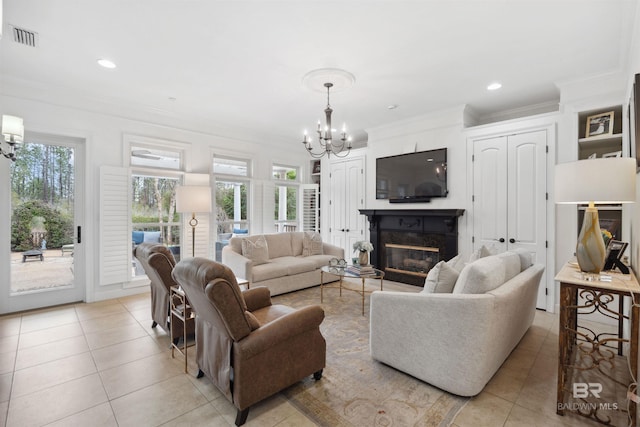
172,258,326,426
132,243,193,341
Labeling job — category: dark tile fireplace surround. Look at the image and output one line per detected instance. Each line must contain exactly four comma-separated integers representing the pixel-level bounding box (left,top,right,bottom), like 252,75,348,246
359,209,465,286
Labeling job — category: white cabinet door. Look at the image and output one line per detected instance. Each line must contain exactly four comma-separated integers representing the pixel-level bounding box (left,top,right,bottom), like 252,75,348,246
329,157,366,258
472,130,547,309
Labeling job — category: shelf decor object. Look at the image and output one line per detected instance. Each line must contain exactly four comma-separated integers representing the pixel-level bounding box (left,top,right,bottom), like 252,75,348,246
585,110,614,138
555,157,636,275
176,185,212,257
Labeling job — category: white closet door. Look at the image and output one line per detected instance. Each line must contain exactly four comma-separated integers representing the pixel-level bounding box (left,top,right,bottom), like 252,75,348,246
507,130,547,265
473,136,508,253
345,157,365,252
507,130,548,309
329,162,347,249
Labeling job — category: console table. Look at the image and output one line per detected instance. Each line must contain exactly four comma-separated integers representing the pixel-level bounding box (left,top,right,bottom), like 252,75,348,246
555,262,639,425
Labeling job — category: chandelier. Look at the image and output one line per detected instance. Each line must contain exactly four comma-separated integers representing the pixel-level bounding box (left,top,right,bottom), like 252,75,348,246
1,115,24,161
301,69,354,158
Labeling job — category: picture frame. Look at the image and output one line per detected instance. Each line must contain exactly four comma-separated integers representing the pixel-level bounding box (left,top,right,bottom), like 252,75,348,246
602,150,622,158
585,111,614,138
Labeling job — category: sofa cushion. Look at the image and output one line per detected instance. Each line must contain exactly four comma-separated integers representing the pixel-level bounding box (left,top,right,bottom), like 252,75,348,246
422,261,459,293
453,255,506,294
303,254,337,269
270,256,316,275
302,232,324,256
264,233,294,258
241,235,269,265
252,262,289,282
143,231,161,243
132,231,145,245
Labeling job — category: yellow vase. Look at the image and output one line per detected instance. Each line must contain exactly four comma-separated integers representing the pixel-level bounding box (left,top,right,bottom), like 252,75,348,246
576,205,606,274
358,251,369,266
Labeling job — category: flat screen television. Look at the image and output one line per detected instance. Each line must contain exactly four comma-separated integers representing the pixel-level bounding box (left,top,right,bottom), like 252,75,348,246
376,148,448,202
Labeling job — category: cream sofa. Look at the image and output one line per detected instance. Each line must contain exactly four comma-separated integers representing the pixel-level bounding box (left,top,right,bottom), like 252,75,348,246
222,232,344,295
370,250,544,396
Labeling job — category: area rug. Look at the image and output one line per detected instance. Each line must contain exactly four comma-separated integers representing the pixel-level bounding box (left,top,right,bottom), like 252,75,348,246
273,282,468,427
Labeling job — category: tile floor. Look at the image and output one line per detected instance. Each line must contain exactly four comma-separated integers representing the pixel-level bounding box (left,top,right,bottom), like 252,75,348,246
0,281,630,426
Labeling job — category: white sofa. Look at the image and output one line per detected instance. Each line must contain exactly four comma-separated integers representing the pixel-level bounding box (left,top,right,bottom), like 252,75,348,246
222,231,344,295
369,250,544,396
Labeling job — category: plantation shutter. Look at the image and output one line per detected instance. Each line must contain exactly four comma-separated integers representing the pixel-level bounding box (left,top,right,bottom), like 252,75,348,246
99,166,131,286
300,184,319,232
261,181,276,234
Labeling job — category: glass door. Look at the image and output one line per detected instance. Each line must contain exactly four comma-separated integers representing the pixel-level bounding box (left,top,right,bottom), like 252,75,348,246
1,132,85,313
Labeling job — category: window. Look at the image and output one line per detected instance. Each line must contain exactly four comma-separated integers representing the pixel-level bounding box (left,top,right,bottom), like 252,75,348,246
273,164,299,232
213,156,250,241
128,140,184,280
131,145,181,170
131,174,181,277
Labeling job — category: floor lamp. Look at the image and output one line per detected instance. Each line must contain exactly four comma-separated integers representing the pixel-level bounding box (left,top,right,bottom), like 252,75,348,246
555,157,636,275
175,186,212,258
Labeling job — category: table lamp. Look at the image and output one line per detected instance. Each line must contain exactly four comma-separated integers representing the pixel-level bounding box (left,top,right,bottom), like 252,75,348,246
175,186,212,257
555,157,636,274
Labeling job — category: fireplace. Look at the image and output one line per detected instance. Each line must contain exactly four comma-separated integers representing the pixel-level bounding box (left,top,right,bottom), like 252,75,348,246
360,209,464,286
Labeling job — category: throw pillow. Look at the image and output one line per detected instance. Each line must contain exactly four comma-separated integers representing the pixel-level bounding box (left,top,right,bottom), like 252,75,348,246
446,254,465,273
422,261,460,293
241,235,269,265
468,245,492,263
453,256,506,294
302,231,323,256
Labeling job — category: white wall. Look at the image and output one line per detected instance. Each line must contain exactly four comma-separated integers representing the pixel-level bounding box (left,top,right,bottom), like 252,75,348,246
0,94,312,304
365,105,470,256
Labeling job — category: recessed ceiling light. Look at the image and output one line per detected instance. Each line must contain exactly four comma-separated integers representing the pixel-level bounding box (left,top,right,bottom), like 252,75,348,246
387,104,399,110
97,59,116,69
487,82,502,91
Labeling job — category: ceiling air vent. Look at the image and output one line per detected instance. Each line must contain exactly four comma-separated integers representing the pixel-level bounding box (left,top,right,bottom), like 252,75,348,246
11,25,38,47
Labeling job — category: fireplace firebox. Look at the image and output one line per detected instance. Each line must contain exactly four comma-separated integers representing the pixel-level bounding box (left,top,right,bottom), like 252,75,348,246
359,209,464,286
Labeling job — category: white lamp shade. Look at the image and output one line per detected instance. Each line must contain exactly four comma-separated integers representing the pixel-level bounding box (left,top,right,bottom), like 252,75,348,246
554,157,636,204
175,186,212,213
2,115,24,143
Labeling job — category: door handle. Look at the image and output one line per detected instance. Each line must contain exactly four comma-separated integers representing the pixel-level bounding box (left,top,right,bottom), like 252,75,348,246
77,226,82,244
341,229,345,232
509,238,516,244
499,238,505,243
346,229,350,232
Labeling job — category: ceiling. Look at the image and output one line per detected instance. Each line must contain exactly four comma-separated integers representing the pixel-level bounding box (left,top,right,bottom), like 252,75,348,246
1,1,638,146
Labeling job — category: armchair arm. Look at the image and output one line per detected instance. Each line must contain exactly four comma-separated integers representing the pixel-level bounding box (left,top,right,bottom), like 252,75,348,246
222,246,252,282
236,305,325,360
242,286,272,311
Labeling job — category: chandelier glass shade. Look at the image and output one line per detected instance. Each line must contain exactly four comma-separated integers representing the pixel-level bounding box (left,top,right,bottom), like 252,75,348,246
302,82,352,158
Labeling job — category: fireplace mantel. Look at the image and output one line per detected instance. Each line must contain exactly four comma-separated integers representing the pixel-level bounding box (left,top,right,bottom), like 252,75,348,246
359,209,465,285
